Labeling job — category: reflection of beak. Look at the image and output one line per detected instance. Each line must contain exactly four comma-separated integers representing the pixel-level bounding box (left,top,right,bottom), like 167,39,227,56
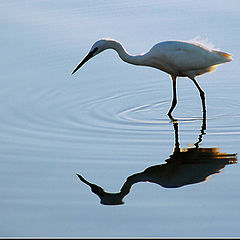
76,174,90,184
72,51,94,75
76,174,105,197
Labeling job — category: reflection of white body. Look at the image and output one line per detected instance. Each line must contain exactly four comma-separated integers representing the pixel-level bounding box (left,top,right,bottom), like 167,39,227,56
143,162,215,188
72,39,232,116
133,147,237,188
77,148,237,205
77,119,237,205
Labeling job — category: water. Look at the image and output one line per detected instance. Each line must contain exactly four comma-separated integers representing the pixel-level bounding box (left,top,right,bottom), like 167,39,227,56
0,0,240,237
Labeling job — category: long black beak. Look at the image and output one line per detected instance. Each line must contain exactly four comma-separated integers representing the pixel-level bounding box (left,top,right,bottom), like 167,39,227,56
72,51,94,75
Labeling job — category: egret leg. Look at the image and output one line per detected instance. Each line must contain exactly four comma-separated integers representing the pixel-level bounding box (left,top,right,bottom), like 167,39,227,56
191,77,206,117
168,75,177,118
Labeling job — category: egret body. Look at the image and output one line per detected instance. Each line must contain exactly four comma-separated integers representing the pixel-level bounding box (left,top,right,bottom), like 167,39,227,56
72,39,232,118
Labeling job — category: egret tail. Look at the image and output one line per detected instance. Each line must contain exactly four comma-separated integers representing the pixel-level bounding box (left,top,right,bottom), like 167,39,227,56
214,51,232,63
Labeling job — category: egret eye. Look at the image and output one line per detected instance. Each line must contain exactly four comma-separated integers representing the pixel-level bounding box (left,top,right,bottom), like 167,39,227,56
92,47,98,53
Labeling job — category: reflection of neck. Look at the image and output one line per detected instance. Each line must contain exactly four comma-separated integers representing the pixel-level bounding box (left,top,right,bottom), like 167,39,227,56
120,173,145,197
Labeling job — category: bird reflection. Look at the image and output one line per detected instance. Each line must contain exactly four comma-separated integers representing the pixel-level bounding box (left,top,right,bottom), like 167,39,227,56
76,117,237,205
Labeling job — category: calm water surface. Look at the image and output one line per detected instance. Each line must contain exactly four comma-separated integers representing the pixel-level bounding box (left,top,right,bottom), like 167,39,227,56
0,0,240,237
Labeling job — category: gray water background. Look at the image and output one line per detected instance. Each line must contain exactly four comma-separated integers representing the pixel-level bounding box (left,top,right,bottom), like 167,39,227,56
0,0,240,237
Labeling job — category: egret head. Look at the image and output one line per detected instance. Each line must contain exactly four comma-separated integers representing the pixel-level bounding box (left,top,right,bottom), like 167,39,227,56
72,39,111,75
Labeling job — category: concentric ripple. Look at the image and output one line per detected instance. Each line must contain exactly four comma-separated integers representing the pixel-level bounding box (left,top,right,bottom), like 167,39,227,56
59,84,176,134
1,80,240,146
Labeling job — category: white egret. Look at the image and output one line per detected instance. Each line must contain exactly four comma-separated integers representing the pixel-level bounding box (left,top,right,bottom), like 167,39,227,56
72,39,232,117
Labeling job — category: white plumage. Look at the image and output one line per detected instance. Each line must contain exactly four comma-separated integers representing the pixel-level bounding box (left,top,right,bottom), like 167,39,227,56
145,41,231,78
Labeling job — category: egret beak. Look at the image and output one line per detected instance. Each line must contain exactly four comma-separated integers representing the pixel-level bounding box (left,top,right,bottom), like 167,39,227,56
72,51,94,75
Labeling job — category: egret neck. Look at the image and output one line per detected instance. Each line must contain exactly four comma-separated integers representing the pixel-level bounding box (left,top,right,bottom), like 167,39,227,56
106,40,146,66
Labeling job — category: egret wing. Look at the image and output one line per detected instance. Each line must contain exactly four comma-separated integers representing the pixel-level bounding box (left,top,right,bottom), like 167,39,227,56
160,41,219,71
149,41,228,76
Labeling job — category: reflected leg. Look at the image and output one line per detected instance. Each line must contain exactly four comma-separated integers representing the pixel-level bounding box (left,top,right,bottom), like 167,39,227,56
172,120,180,153
194,114,207,148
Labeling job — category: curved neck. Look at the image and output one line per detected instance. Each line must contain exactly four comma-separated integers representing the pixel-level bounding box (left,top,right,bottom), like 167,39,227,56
107,40,145,66
119,172,145,196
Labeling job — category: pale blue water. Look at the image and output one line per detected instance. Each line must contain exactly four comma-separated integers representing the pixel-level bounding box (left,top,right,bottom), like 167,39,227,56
0,0,240,237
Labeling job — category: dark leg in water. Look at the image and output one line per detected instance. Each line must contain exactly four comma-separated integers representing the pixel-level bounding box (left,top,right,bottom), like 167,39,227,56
191,77,207,119
168,75,177,119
